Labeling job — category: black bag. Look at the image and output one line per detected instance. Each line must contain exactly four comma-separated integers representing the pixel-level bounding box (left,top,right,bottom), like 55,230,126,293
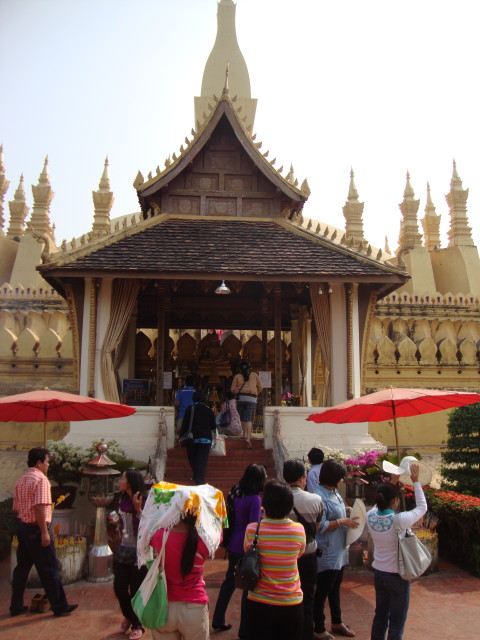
221,486,236,549
179,406,194,447
234,521,261,590
114,544,137,566
234,381,246,402
292,506,317,544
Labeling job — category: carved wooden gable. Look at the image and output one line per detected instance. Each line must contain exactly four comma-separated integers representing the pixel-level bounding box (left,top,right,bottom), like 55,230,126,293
142,113,297,219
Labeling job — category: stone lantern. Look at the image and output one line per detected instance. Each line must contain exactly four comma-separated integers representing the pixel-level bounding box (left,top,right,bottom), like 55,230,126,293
82,442,120,582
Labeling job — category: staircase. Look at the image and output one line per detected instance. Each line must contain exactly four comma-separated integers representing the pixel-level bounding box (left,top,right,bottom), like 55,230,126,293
163,437,276,497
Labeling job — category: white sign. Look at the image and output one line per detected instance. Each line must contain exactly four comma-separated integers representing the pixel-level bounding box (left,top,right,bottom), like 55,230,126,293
163,371,173,389
259,371,272,388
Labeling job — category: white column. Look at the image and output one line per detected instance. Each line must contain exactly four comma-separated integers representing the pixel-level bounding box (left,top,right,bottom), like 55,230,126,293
94,278,112,399
329,283,348,405
290,315,300,395
351,283,362,398
79,278,92,396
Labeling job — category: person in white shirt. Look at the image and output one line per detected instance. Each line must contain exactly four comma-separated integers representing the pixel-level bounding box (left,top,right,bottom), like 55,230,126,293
366,464,427,640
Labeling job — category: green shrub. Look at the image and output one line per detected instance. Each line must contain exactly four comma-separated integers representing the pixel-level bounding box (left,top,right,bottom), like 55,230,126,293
440,402,480,496
425,487,480,576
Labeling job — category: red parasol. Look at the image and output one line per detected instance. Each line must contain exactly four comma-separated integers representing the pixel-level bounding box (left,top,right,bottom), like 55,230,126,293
0,389,136,447
307,387,480,463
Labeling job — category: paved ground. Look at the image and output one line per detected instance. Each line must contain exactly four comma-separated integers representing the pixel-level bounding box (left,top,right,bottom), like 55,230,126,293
1,553,479,640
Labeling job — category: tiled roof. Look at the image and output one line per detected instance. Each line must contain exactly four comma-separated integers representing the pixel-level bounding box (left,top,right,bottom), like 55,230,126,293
41,218,403,279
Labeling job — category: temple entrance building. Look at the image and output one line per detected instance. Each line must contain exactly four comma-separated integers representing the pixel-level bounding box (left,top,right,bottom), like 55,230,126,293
1,0,478,457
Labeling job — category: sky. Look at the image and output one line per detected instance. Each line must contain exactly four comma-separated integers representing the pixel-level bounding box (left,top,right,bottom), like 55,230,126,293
1,0,479,252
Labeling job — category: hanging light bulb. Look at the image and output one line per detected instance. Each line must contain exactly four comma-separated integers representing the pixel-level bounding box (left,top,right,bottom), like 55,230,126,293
215,280,231,295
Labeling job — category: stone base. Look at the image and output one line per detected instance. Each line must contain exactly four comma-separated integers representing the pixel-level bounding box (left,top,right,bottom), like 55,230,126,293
10,535,87,586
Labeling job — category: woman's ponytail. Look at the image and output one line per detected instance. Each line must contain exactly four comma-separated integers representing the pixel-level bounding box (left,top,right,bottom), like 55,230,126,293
375,483,399,510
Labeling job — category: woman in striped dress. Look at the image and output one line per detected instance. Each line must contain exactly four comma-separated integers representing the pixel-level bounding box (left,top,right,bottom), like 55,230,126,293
244,480,306,640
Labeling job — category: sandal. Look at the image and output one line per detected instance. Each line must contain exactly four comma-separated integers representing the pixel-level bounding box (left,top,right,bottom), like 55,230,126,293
313,633,335,640
128,628,144,640
331,624,355,637
213,624,232,632
120,618,131,633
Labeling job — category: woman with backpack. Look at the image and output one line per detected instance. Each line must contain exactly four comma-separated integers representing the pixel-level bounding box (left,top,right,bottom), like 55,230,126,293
212,463,267,638
217,391,242,436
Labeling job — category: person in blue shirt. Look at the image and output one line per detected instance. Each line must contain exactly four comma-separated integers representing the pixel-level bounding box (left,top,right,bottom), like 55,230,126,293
306,447,325,493
174,375,196,434
313,460,359,639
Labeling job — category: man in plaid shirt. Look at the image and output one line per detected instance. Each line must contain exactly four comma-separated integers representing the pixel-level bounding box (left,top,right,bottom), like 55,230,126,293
10,447,78,617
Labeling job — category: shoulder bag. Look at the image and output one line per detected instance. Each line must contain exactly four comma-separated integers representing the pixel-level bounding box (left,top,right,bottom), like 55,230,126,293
234,520,261,590
210,433,227,456
131,530,169,629
394,515,432,581
179,406,195,447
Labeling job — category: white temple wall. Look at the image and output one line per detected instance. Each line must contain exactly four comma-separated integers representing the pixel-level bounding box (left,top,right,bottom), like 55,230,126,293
264,407,384,462
64,406,175,462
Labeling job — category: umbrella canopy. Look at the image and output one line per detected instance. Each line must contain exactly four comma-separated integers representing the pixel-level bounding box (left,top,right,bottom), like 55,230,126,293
307,387,480,467
0,389,136,446
307,388,480,424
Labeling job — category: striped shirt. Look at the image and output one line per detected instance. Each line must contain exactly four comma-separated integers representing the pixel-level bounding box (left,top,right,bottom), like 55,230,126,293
244,518,306,606
13,467,52,524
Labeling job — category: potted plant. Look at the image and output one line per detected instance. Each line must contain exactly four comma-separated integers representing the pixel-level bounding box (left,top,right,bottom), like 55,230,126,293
47,440,88,508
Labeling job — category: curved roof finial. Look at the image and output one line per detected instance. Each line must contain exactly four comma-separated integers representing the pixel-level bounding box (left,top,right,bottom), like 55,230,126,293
222,62,230,96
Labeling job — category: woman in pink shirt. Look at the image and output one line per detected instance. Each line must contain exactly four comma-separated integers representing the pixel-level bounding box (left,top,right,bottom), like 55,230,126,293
150,513,210,640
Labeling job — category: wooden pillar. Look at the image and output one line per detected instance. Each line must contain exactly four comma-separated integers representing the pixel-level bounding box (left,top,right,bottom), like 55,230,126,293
156,283,169,405
261,297,268,371
274,284,282,405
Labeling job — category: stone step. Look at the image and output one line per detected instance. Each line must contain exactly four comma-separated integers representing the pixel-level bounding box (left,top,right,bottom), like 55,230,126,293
163,437,276,497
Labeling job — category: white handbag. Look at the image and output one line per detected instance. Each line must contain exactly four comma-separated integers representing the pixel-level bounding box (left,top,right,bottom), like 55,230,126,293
394,515,432,581
210,433,227,456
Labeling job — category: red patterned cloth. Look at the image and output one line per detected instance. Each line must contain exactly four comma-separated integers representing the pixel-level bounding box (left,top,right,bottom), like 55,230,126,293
13,467,52,524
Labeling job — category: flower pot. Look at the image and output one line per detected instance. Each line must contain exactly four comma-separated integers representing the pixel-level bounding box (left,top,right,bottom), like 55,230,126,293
51,485,77,509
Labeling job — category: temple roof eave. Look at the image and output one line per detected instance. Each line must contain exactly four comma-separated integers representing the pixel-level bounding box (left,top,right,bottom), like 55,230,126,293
39,268,407,285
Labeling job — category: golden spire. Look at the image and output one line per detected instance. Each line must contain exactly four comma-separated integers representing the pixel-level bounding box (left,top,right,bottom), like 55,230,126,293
0,144,9,236
7,174,29,238
421,182,441,250
398,171,422,248
445,160,473,246
28,156,54,235
343,168,365,246
92,156,114,238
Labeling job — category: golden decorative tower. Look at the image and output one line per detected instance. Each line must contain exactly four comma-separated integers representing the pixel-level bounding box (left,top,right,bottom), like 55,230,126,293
0,145,10,237
92,157,114,238
28,156,54,236
343,168,365,247
446,160,473,246
7,175,29,238
194,0,257,128
398,171,422,249
421,182,441,251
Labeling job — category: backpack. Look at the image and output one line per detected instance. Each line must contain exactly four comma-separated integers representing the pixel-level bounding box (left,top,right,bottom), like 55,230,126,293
221,486,237,548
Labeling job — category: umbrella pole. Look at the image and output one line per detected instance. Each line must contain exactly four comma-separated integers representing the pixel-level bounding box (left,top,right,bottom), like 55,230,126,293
44,420,47,449
392,409,406,510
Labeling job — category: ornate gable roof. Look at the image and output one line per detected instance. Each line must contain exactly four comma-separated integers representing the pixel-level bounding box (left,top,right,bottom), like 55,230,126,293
134,91,309,217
